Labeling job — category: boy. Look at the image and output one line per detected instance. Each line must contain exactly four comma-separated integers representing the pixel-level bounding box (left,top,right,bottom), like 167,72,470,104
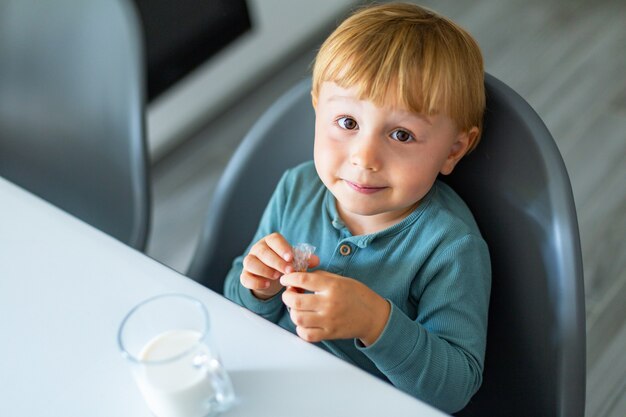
224,3,490,413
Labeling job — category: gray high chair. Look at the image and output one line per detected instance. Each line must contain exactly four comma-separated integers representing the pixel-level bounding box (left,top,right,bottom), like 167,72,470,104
187,75,586,417
0,0,150,250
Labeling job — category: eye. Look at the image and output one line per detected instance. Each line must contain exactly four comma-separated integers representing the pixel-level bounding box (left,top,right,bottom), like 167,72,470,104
390,129,415,143
337,116,358,130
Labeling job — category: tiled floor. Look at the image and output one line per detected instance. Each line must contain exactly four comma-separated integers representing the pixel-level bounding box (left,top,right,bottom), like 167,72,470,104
147,1,626,416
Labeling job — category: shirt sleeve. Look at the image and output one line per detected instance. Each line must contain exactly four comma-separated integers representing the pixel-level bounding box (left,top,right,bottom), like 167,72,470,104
223,170,291,323
356,234,491,414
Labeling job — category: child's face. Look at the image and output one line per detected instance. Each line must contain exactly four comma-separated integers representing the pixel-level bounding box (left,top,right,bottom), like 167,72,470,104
313,81,472,233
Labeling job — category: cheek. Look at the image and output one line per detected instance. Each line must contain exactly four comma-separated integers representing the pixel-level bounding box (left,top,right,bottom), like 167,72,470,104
313,130,332,179
313,130,325,166
314,132,347,190
314,127,341,165
390,157,439,194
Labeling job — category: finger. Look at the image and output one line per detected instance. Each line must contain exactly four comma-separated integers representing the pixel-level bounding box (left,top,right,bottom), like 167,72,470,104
290,309,323,328
250,239,292,275
280,271,326,292
287,286,305,294
295,325,325,343
240,270,271,290
243,254,281,280
264,233,295,264
282,290,320,311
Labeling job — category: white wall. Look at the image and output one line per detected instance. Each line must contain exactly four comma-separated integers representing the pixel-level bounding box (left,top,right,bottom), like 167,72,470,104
147,0,359,160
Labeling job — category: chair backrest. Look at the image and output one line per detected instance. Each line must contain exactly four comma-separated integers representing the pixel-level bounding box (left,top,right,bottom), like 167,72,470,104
188,74,586,416
0,0,150,250
188,78,316,289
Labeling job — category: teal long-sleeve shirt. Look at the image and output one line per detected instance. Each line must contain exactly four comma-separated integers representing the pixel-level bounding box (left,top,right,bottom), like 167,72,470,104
224,161,491,413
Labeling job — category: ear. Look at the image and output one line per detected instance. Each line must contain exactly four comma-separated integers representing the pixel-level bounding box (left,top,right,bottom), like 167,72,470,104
311,91,317,109
440,126,479,175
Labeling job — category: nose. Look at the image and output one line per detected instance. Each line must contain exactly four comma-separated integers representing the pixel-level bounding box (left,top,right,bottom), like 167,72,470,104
350,132,381,171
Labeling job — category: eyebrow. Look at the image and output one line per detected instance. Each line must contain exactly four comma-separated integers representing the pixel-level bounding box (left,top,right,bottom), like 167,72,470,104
326,93,433,125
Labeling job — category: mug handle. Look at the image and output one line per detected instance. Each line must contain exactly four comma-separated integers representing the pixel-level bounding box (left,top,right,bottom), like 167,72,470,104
193,352,236,412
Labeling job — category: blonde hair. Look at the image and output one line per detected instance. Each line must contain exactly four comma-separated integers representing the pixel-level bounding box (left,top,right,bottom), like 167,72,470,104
312,2,485,151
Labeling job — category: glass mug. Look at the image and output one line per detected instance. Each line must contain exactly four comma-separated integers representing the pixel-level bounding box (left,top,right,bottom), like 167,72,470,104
118,294,235,417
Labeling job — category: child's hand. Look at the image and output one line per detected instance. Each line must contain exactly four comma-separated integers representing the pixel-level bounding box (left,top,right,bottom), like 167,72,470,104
240,233,319,300
280,271,390,346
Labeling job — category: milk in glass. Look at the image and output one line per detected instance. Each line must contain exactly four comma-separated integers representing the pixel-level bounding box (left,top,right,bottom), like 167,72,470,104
136,330,215,417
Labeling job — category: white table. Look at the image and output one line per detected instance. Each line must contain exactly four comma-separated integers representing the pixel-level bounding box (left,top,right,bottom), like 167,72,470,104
0,177,447,417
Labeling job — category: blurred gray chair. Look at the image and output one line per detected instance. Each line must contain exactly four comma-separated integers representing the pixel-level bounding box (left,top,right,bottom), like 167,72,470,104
187,75,586,416
0,0,150,250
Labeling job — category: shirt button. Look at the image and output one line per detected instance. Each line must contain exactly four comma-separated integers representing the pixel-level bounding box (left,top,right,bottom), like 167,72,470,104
339,244,352,256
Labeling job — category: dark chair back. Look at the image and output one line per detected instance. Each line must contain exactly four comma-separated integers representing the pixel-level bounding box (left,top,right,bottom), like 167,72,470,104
0,0,150,250
188,78,315,288
449,74,585,416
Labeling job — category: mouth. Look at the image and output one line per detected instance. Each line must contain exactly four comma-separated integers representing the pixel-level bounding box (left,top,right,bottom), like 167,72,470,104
344,180,387,194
